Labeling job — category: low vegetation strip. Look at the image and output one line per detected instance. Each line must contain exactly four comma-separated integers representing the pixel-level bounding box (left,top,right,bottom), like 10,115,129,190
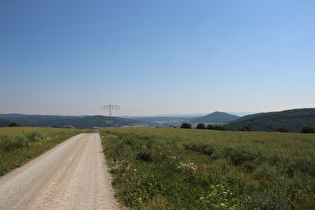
100,128,315,209
0,127,93,176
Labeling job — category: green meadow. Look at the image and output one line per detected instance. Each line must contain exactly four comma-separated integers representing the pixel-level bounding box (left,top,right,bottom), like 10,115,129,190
101,128,315,209
0,127,93,176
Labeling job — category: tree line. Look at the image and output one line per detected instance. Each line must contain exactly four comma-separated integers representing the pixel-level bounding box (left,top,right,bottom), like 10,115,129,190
180,122,315,133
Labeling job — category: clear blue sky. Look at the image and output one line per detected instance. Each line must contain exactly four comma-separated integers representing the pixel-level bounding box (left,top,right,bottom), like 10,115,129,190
1,0,314,116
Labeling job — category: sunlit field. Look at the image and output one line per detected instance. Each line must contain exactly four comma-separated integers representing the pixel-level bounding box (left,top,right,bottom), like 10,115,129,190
0,127,93,176
101,128,315,209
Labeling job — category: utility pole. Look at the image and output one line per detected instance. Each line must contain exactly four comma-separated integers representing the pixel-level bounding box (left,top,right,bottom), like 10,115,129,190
101,105,120,127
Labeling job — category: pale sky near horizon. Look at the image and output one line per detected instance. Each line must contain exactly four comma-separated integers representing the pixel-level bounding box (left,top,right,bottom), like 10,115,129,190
1,0,315,116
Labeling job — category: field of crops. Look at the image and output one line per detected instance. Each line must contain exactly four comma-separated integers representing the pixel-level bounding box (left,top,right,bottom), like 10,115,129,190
0,127,93,176
100,128,315,209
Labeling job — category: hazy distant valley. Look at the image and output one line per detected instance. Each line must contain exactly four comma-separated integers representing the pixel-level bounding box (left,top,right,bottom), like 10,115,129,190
1,108,314,133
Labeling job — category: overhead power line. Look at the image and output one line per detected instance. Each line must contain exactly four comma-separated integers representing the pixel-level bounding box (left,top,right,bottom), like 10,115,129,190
101,105,120,127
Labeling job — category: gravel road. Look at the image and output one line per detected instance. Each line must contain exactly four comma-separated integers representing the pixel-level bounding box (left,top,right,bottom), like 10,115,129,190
0,133,119,210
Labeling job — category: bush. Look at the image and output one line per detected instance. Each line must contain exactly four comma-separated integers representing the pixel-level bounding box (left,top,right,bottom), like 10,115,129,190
136,151,153,162
196,123,206,129
181,122,192,129
241,191,291,209
207,124,227,131
301,126,315,133
214,125,227,131
1,135,26,152
9,123,20,127
238,126,252,131
275,127,289,132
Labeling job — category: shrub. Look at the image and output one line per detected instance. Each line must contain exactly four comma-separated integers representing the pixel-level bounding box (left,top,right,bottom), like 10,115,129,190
276,127,289,132
238,126,252,131
301,126,315,133
181,122,192,129
196,123,206,129
206,124,214,130
241,191,291,209
9,123,20,127
213,125,227,131
207,124,227,131
136,151,153,162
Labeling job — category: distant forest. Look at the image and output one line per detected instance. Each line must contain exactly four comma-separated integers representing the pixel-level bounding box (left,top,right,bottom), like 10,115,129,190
0,114,152,129
225,108,315,133
1,108,314,132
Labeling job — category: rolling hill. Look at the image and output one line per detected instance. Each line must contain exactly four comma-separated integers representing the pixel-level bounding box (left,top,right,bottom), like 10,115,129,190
2,108,314,131
132,112,240,125
0,114,153,129
0,119,12,127
48,116,153,129
0,114,78,127
131,116,190,123
191,112,240,124
225,108,315,132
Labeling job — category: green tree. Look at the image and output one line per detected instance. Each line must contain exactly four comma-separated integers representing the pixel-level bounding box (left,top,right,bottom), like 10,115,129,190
196,123,206,129
207,124,227,131
9,122,20,127
301,126,315,133
213,125,227,131
181,122,192,129
275,127,289,132
238,126,251,131
207,124,214,130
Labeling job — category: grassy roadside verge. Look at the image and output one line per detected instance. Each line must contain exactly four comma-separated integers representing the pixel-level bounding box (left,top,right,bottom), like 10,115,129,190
100,128,315,209
0,127,93,176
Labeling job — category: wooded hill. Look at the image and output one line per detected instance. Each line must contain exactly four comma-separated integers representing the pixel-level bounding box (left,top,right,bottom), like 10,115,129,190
225,108,315,132
0,114,153,129
132,112,240,124
0,119,12,127
191,111,240,124
1,108,314,132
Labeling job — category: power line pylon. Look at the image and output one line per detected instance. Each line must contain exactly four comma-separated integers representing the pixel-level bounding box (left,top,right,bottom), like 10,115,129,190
101,105,120,127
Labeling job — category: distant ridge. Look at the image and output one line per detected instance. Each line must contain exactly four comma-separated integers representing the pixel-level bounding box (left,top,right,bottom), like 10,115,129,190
131,116,190,123
191,112,240,124
1,108,314,131
225,108,315,132
0,114,153,129
0,119,12,127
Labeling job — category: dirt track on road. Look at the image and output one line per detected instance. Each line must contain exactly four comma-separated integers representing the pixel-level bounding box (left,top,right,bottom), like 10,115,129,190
0,133,119,210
